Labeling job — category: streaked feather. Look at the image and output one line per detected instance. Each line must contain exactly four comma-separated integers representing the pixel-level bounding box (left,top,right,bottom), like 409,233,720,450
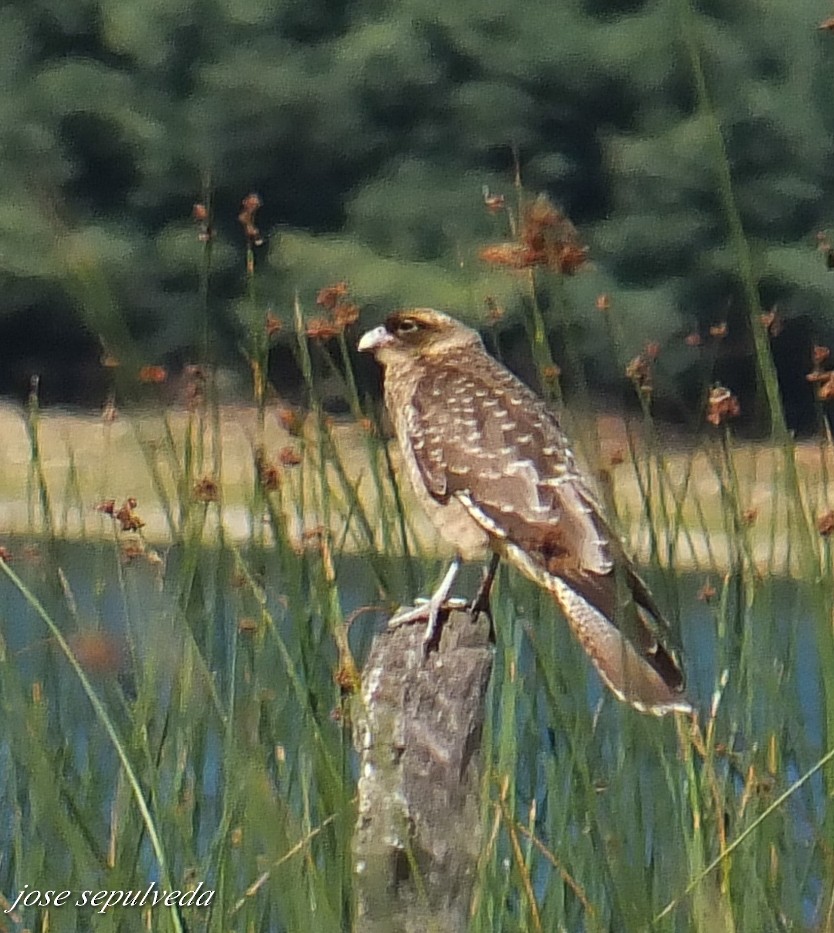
362,309,691,715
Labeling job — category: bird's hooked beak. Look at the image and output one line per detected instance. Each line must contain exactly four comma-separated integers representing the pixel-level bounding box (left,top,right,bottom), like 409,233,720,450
358,325,394,354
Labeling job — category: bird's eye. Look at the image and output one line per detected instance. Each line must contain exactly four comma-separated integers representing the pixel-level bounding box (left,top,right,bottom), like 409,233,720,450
395,319,420,335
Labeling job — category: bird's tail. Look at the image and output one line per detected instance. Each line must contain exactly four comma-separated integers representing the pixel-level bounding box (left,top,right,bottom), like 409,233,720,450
548,570,693,716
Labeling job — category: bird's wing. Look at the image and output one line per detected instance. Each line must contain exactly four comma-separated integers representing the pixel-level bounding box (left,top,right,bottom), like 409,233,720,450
410,350,689,714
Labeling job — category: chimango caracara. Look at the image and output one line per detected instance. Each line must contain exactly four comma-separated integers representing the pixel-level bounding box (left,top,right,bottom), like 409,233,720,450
358,309,692,716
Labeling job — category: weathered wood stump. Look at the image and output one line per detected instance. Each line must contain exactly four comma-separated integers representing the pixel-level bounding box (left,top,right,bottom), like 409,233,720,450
352,607,493,933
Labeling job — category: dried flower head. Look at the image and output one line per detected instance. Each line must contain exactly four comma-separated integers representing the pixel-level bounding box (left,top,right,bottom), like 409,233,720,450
697,580,717,602
482,186,505,214
595,294,610,312
541,365,561,385
265,311,282,339
113,498,144,532
813,345,831,367
335,661,361,694
309,283,360,336
255,448,281,491
238,193,263,245
626,354,653,395
685,332,702,348
806,347,834,400
316,282,350,310
478,244,536,269
278,446,303,467
818,374,834,401
480,194,588,275
706,385,740,426
819,510,834,536
709,322,728,340
333,302,360,329
305,317,341,341
182,364,206,412
760,308,782,337
193,477,219,503
277,407,304,436
192,202,213,242
138,365,167,385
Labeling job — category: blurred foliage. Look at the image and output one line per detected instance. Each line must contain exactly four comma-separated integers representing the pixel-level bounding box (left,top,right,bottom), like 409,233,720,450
2,0,834,422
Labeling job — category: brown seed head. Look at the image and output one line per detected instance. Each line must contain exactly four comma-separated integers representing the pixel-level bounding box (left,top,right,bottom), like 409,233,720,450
316,282,350,310
333,302,360,329
819,510,834,536
706,385,740,426
238,193,263,245
305,318,342,341
193,477,220,503
818,374,834,401
625,354,653,394
278,446,303,467
480,195,588,274
760,308,782,336
541,365,561,385
138,365,168,385
813,345,831,367
482,187,506,213
697,580,717,602
277,407,304,436
95,499,116,516
255,448,281,491
265,312,282,338
114,499,144,532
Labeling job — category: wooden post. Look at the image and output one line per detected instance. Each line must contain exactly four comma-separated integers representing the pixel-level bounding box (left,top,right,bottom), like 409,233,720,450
352,608,493,933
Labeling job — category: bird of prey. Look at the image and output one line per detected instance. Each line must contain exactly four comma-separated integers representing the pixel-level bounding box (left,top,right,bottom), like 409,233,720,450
358,309,692,716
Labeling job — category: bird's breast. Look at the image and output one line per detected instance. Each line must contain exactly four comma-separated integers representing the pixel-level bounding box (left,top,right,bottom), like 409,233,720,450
384,367,490,561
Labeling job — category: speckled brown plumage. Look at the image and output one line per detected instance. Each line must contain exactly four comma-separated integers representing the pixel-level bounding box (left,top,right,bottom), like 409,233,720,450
359,309,692,716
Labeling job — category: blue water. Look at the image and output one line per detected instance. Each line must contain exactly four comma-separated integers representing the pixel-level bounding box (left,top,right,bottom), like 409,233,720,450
0,539,829,929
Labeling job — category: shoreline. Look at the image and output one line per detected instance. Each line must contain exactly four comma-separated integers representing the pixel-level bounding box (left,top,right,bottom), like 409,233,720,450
0,401,827,577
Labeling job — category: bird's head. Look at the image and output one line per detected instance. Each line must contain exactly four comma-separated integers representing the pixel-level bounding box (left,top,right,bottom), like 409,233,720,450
358,309,482,365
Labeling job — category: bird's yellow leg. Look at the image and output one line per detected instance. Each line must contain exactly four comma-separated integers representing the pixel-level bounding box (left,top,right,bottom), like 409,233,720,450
387,556,464,652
